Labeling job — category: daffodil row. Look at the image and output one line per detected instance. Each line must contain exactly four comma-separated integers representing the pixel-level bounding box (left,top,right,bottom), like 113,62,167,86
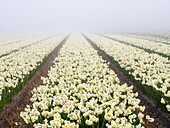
0,37,24,45
124,34,170,45
104,34,170,56
0,35,66,109
20,34,153,128
0,35,50,57
85,33,170,112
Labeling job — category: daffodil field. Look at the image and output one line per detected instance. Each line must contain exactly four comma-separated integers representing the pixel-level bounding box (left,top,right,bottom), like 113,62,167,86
85,33,170,113
0,35,66,111
0,36,50,57
1,33,170,127
19,34,155,128
122,33,170,45
105,34,170,56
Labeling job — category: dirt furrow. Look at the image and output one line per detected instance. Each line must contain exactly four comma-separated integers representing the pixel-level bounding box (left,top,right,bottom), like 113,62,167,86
95,33,170,60
82,33,170,128
0,34,70,128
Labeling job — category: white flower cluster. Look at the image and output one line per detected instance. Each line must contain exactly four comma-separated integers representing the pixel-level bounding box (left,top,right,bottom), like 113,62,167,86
125,34,170,45
0,35,66,103
0,36,51,56
0,36,25,45
86,33,170,112
105,34,170,56
20,34,153,128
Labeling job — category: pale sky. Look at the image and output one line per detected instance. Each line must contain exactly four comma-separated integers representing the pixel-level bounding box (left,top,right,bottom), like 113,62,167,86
0,0,170,35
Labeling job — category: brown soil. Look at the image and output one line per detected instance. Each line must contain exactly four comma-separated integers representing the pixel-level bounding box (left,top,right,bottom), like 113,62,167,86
1,33,169,128
0,35,70,128
83,33,170,128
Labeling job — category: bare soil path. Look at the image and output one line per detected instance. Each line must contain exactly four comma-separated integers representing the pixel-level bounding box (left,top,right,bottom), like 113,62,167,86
83,33,170,128
95,33,170,60
0,34,70,128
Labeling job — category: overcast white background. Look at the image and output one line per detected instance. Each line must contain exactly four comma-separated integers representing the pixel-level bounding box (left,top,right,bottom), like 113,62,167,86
0,0,170,36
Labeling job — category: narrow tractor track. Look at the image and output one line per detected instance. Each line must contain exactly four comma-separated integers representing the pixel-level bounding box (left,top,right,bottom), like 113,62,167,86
0,34,70,128
82,33,170,128
95,33,170,60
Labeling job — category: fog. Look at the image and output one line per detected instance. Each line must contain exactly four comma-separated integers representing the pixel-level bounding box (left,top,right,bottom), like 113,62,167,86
0,0,170,36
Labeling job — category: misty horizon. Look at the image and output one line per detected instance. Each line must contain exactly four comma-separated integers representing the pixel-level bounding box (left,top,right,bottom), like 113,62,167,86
0,0,170,36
